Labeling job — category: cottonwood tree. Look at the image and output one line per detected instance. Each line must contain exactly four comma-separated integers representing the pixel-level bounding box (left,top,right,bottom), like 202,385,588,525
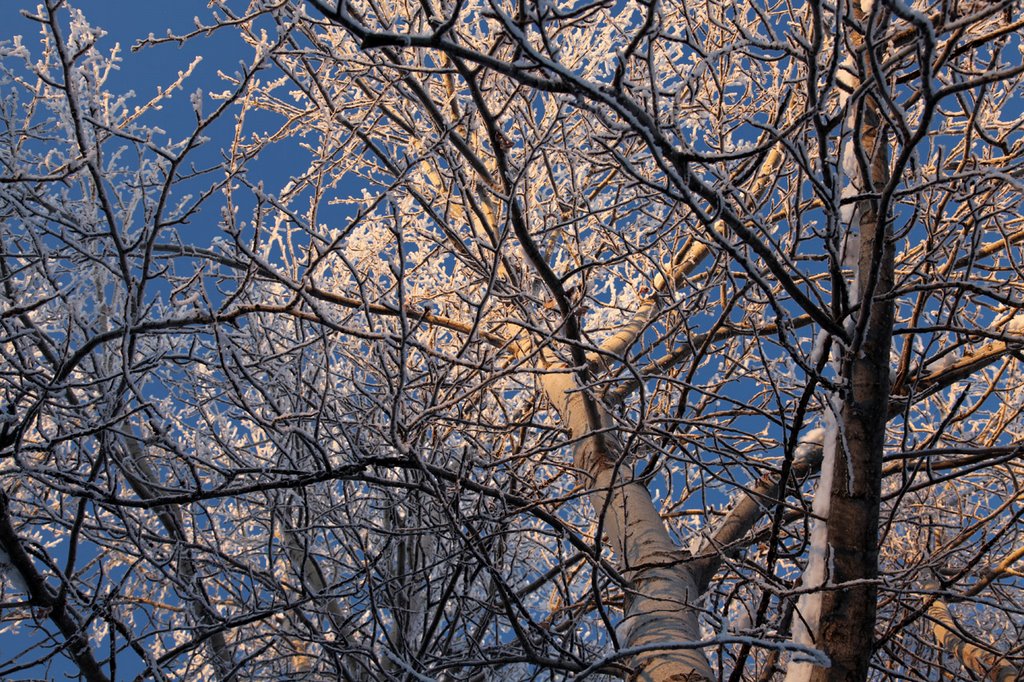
1,0,1022,680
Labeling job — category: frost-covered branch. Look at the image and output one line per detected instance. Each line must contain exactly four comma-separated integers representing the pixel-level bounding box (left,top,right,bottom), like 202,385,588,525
0,490,110,682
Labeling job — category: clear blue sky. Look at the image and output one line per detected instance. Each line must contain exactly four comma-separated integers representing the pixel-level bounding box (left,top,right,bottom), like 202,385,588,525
3,2,225,90
0,5,258,679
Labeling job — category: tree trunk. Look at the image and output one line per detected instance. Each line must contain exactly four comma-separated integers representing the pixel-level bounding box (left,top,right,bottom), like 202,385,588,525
808,3,893,679
539,366,714,682
923,578,1019,682
120,437,237,681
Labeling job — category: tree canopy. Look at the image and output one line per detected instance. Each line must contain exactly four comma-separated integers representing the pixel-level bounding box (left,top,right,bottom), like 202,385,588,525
1,0,1022,680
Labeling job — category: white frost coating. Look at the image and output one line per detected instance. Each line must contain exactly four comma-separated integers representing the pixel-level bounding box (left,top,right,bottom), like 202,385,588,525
808,330,831,367
924,352,959,375
837,48,863,291
1005,313,1024,334
380,648,439,682
190,87,203,117
783,403,839,681
794,427,826,461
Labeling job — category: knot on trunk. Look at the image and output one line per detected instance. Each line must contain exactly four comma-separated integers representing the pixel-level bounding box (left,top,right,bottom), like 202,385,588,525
624,549,694,579
572,429,625,478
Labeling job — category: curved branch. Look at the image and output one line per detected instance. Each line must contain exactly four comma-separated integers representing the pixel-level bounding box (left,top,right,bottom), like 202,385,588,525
0,489,110,682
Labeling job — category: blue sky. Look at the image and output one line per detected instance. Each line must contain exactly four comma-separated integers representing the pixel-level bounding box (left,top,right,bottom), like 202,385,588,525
3,2,223,88
0,5,253,679
1,1,267,174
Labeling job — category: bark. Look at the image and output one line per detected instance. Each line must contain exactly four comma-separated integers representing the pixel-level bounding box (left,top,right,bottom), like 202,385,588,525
693,433,825,592
539,366,714,682
923,578,1019,682
808,7,894,679
808,185,893,667
276,510,369,679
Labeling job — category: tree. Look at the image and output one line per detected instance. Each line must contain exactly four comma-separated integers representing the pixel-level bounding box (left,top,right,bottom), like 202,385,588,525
1,0,1022,680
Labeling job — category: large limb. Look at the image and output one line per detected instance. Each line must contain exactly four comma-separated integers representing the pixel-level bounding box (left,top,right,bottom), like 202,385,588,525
922,575,1019,682
438,57,715,678
274,508,369,680
459,65,716,677
539,365,714,682
692,431,826,593
588,147,784,369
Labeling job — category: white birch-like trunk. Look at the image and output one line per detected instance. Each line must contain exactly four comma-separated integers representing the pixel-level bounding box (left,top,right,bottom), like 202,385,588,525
538,365,714,681
923,577,1019,682
806,0,894,676
783,410,838,682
